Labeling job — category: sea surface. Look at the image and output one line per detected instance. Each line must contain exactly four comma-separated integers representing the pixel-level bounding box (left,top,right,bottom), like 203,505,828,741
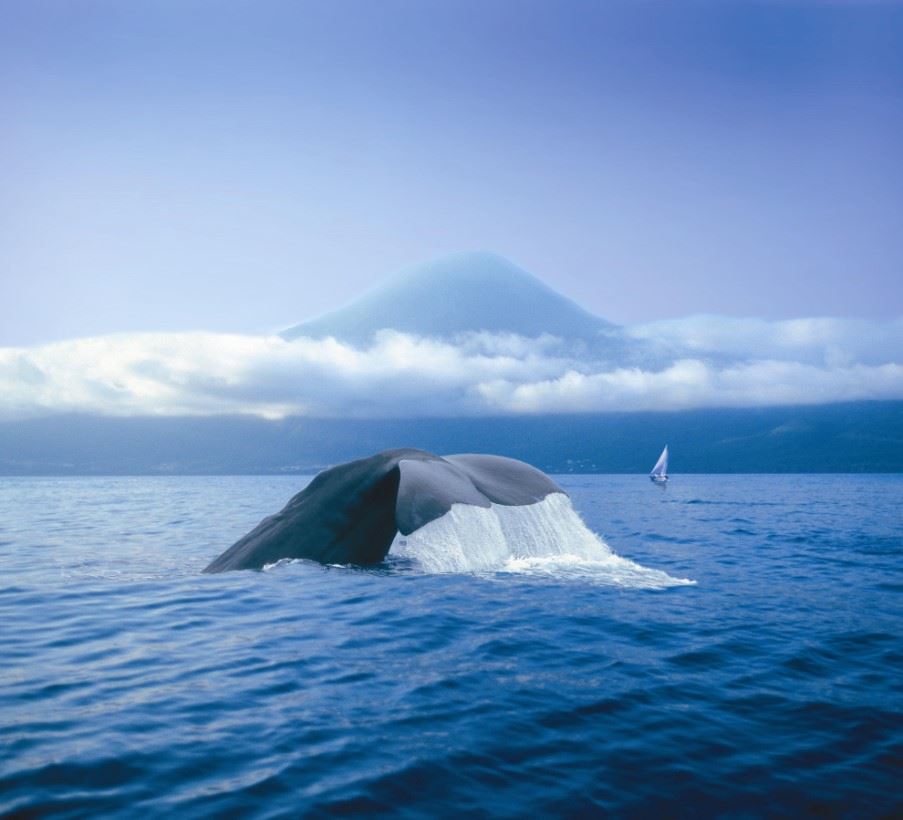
1,474,900,817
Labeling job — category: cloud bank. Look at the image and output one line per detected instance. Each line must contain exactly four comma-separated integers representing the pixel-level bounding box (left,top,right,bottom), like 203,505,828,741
1,318,901,420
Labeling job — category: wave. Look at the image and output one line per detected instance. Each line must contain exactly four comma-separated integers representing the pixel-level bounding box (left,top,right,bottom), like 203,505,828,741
390,493,694,589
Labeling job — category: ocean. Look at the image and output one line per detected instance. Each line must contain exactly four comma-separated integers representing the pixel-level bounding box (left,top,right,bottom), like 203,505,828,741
1,474,900,817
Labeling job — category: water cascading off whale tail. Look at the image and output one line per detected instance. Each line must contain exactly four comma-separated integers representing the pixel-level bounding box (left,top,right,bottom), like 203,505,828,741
390,492,694,589
206,448,693,587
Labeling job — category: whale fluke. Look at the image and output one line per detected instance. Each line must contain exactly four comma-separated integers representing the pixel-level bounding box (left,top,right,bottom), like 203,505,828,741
203,448,564,572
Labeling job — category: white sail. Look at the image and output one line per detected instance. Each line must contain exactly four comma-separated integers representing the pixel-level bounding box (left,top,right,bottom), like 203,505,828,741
650,445,668,478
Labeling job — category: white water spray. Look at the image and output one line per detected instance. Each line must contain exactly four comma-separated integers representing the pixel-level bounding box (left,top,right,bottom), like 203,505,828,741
390,493,693,589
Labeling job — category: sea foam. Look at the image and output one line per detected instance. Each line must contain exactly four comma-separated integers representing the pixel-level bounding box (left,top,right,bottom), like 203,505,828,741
390,492,693,588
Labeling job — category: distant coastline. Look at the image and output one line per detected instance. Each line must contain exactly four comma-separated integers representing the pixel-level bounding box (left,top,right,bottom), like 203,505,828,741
1,400,900,476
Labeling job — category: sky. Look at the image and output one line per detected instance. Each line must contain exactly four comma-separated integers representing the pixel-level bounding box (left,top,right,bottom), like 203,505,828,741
2,0,902,348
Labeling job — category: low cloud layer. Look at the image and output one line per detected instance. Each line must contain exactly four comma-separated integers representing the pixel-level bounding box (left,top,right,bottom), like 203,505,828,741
1,317,901,420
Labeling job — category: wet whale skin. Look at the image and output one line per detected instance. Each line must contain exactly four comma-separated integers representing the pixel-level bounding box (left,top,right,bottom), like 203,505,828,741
203,448,564,572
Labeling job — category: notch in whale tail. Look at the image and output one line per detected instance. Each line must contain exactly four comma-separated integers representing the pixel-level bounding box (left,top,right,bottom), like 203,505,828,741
203,448,565,572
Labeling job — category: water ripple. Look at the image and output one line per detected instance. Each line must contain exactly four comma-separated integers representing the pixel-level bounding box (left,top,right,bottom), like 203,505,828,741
0,474,900,815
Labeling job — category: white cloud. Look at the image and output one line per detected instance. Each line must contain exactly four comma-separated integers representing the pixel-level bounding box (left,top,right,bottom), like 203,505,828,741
478,359,903,413
0,318,901,420
627,316,903,367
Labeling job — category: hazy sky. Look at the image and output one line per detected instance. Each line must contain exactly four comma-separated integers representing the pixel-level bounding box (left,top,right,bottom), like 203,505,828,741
2,0,902,345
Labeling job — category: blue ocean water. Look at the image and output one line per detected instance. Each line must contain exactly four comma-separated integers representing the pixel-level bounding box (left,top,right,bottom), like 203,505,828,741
1,474,900,817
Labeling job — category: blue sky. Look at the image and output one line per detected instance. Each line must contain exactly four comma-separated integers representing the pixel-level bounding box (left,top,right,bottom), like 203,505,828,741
2,0,901,348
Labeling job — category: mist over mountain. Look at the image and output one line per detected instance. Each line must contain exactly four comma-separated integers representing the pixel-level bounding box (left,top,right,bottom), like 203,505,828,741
1,252,900,455
282,252,616,346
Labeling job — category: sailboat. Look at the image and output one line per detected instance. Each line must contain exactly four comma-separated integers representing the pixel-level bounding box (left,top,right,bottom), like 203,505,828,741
649,445,669,484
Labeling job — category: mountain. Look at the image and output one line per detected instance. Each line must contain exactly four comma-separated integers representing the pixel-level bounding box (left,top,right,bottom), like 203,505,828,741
282,251,613,344
2,403,901,475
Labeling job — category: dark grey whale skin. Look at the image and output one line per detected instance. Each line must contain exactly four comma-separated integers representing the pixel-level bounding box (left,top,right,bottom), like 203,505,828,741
203,448,564,572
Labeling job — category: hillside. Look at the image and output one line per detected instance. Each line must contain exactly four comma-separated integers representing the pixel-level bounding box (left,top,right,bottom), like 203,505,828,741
2,402,900,475
282,252,613,344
